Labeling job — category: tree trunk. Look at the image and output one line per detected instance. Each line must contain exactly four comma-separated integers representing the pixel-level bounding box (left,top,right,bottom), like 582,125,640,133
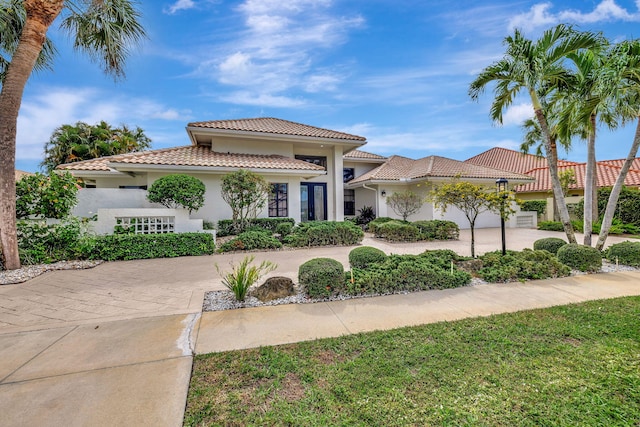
0,0,63,270
595,117,640,250
470,220,476,258
533,107,577,243
583,114,596,246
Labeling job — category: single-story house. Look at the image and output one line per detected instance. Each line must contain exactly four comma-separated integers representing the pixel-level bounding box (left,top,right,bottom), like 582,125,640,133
58,118,536,231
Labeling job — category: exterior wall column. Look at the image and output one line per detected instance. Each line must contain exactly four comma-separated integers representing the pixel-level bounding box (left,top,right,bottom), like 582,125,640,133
333,146,344,221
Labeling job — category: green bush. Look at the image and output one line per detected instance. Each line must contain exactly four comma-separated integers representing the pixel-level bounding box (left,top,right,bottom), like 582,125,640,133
89,232,215,261
355,206,376,226
575,186,640,226
373,220,420,242
604,241,640,267
298,258,345,298
147,174,205,213
217,218,295,237
533,237,567,254
538,221,565,231
347,251,470,296
367,217,395,235
521,200,546,217
219,230,282,252
556,244,602,272
16,171,79,219
17,218,90,264
413,220,460,240
477,249,571,283
284,221,364,247
275,222,293,237
348,246,387,269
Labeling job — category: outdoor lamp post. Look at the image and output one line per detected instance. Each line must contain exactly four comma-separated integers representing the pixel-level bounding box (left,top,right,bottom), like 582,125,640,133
496,178,508,255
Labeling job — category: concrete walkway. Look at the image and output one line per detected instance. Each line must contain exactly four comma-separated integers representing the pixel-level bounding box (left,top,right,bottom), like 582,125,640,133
1,229,639,426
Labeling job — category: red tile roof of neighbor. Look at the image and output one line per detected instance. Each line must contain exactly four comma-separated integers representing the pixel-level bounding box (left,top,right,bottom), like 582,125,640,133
599,158,640,170
349,155,534,184
466,147,578,174
343,149,387,160
188,117,366,141
57,146,326,172
516,162,640,193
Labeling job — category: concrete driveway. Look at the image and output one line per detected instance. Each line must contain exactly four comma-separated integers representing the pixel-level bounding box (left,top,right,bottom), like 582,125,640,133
0,228,638,426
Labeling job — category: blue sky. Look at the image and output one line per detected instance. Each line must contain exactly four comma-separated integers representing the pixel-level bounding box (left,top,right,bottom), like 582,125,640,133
14,0,640,172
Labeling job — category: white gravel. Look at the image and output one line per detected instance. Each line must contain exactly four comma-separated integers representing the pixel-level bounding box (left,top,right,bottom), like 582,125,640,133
0,260,103,285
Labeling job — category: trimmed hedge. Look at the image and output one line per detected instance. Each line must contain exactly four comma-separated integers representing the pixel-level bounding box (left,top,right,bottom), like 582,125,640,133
413,220,460,240
367,217,395,235
217,218,295,237
89,232,216,261
556,244,602,272
347,250,470,296
284,221,364,247
477,249,571,283
298,258,345,298
373,221,420,242
521,200,546,217
533,237,567,254
219,230,282,252
538,221,565,232
17,219,89,265
604,241,640,267
349,246,387,269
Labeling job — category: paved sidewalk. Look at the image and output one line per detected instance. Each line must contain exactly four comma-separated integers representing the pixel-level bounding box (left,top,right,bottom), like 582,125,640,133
0,228,639,426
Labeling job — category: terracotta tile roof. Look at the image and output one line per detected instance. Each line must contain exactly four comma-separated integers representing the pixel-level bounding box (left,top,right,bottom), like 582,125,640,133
516,162,640,193
349,155,534,185
56,146,326,172
15,170,35,181
599,158,640,170
188,117,366,141
466,147,577,174
343,149,387,160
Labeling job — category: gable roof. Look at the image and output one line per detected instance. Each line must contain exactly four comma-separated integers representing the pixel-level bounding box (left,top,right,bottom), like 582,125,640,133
343,149,387,161
599,158,640,170
188,117,366,142
348,155,534,186
57,145,326,173
466,147,577,174
516,162,640,193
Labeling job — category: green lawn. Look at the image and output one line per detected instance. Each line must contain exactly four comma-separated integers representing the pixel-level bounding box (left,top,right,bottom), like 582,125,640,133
184,297,640,426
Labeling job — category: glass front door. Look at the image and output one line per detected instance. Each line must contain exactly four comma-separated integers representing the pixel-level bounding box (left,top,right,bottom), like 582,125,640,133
300,183,327,221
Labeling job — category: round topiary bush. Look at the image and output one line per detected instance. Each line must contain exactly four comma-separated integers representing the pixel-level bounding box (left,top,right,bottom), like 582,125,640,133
298,258,344,298
349,246,387,269
556,243,602,272
147,174,205,213
533,237,568,254
604,241,640,267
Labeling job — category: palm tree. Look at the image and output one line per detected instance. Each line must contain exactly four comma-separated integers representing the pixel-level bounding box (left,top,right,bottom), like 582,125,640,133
0,0,145,270
470,24,601,244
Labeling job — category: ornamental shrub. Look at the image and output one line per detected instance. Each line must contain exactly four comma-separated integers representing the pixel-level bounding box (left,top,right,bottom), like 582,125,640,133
17,218,90,264
217,218,295,236
477,249,570,283
219,230,282,252
413,220,460,240
373,221,420,242
275,222,293,237
521,200,546,217
533,237,567,254
89,232,215,261
216,256,276,302
538,221,565,232
556,244,602,272
355,206,376,226
604,241,640,267
147,174,205,213
349,246,386,269
16,171,79,219
367,217,395,235
298,258,345,298
284,221,364,247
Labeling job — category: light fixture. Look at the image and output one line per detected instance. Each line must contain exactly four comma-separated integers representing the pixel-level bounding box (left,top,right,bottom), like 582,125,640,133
381,190,386,197
496,178,509,255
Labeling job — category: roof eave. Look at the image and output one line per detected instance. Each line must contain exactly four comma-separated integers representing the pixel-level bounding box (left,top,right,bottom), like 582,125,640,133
107,162,327,177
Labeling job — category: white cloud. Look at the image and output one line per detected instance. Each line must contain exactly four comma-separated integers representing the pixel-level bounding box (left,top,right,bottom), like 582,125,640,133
509,0,640,32
164,0,196,15
502,103,534,126
219,91,306,108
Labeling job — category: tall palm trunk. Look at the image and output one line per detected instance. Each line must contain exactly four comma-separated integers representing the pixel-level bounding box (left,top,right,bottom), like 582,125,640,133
533,104,577,243
583,113,597,246
0,0,63,270
595,117,640,250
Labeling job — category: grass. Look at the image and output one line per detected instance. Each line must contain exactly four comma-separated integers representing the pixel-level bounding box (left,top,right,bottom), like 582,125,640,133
184,297,640,426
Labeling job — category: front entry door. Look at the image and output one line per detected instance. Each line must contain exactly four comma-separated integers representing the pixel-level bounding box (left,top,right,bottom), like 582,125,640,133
300,183,327,221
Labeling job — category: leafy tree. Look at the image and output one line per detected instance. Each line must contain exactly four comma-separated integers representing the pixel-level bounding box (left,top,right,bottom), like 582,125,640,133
0,0,146,270
147,174,205,213
430,180,517,258
221,170,271,233
386,190,423,221
15,171,79,219
470,24,601,245
42,121,151,172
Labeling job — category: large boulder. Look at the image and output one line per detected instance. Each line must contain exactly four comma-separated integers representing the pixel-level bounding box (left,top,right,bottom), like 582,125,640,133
252,276,295,302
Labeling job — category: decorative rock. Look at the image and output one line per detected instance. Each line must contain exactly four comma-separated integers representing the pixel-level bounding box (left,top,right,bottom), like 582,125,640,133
252,276,295,302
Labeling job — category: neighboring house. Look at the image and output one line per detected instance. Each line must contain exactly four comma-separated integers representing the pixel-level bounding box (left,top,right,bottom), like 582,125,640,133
345,154,534,228
15,170,34,181
58,118,366,224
